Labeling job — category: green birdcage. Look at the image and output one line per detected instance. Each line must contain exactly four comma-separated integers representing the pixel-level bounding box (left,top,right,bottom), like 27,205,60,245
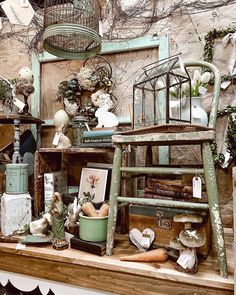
43,0,102,59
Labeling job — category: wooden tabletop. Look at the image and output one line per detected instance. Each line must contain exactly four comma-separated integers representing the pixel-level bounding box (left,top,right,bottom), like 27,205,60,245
0,234,233,295
0,114,44,125
38,147,114,153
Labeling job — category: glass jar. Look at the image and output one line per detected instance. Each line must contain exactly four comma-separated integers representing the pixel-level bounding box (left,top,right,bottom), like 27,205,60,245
72,115,88,146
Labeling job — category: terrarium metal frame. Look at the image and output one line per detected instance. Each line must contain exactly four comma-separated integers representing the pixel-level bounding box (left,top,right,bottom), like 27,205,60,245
133,54,192,129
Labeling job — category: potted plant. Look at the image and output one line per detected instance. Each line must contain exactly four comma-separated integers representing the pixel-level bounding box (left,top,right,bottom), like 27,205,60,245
170,69,212,126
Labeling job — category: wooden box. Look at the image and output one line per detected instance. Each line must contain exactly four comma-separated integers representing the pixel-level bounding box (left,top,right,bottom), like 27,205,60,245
129,205,212,258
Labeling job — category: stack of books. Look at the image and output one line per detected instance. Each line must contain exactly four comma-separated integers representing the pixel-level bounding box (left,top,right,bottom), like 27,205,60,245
80,128,116,147
143,178,207,202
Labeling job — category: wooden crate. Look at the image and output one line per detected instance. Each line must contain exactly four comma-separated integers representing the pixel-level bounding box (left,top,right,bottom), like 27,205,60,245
129,205,212,258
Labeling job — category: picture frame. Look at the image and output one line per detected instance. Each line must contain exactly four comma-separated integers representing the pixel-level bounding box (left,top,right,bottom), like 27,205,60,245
78,167,111,204
31,35,169,126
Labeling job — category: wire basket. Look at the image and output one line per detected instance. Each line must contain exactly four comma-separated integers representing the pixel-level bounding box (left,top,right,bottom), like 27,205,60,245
43,0,102,59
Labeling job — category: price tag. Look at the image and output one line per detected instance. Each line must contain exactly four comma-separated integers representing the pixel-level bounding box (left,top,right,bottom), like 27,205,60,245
13,97,25,111
192,176,202,198
177,249,195,269
1,0,35,26
20,0,29,7
52,132,61,146
141,233,151,249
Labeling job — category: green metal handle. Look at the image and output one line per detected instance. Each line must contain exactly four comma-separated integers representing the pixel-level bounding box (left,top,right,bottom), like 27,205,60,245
182,60,221,129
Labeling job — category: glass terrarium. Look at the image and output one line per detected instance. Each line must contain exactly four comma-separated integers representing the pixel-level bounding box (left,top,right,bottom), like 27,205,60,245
133,55,192,129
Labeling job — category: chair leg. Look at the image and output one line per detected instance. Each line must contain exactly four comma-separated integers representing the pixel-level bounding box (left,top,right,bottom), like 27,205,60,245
202,142,228,277
106,144,122,256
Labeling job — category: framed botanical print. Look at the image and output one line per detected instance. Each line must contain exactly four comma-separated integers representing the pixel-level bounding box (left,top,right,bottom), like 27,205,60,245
78,167,110,204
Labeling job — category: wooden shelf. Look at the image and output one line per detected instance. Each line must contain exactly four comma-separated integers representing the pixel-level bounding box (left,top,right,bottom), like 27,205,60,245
34,147,114,216
38,147,114,153
0,233,233,295
0,114,44,125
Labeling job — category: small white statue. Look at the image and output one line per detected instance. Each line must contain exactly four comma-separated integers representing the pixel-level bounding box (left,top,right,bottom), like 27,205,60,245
53,125,72,149
64,197,81,231
29,213,52,236
53,109,71,148
91,90,119,128
95,104,119,128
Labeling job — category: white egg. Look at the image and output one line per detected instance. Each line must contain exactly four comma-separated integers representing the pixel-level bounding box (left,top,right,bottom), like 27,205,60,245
18,67,34,84
54,109,70,128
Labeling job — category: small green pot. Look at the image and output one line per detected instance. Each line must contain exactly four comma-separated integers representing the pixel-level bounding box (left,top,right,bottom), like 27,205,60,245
79,213,108,242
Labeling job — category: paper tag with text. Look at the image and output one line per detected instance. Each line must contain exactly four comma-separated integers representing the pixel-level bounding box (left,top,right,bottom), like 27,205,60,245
13,97,25,111
52,132,60,146
192,176,202,198
177,249,195,269
1,0,35,26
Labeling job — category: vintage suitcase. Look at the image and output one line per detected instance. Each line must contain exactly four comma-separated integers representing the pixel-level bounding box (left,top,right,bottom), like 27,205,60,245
129,205,211,258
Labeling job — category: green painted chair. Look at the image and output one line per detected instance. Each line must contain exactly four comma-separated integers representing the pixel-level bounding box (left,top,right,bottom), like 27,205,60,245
106,61,228,277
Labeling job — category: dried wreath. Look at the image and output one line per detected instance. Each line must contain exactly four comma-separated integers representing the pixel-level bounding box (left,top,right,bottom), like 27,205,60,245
56,61,114,122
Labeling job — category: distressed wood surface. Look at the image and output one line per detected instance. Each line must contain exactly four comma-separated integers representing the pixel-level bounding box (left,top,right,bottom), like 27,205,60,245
232,167,236,293
0,234,233,295
0,115,44,125
116,197,209,210
120,166,204,174
202,142,227,277
0,125,13,149
112,130,215,145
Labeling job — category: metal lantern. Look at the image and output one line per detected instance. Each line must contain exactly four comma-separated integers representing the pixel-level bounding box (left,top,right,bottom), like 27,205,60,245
43,0,102,59
133,55,192,129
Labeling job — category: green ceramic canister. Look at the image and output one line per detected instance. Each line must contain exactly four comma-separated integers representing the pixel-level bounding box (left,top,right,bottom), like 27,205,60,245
6,163,29,194
79,213,108,242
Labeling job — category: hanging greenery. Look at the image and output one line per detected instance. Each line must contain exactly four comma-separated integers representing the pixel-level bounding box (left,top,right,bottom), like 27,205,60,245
217,105,236,118
209,105,236,166
217,106,236,160
203,27,236,81
210,141,225,165
203,28,236,165
226,113,236,158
